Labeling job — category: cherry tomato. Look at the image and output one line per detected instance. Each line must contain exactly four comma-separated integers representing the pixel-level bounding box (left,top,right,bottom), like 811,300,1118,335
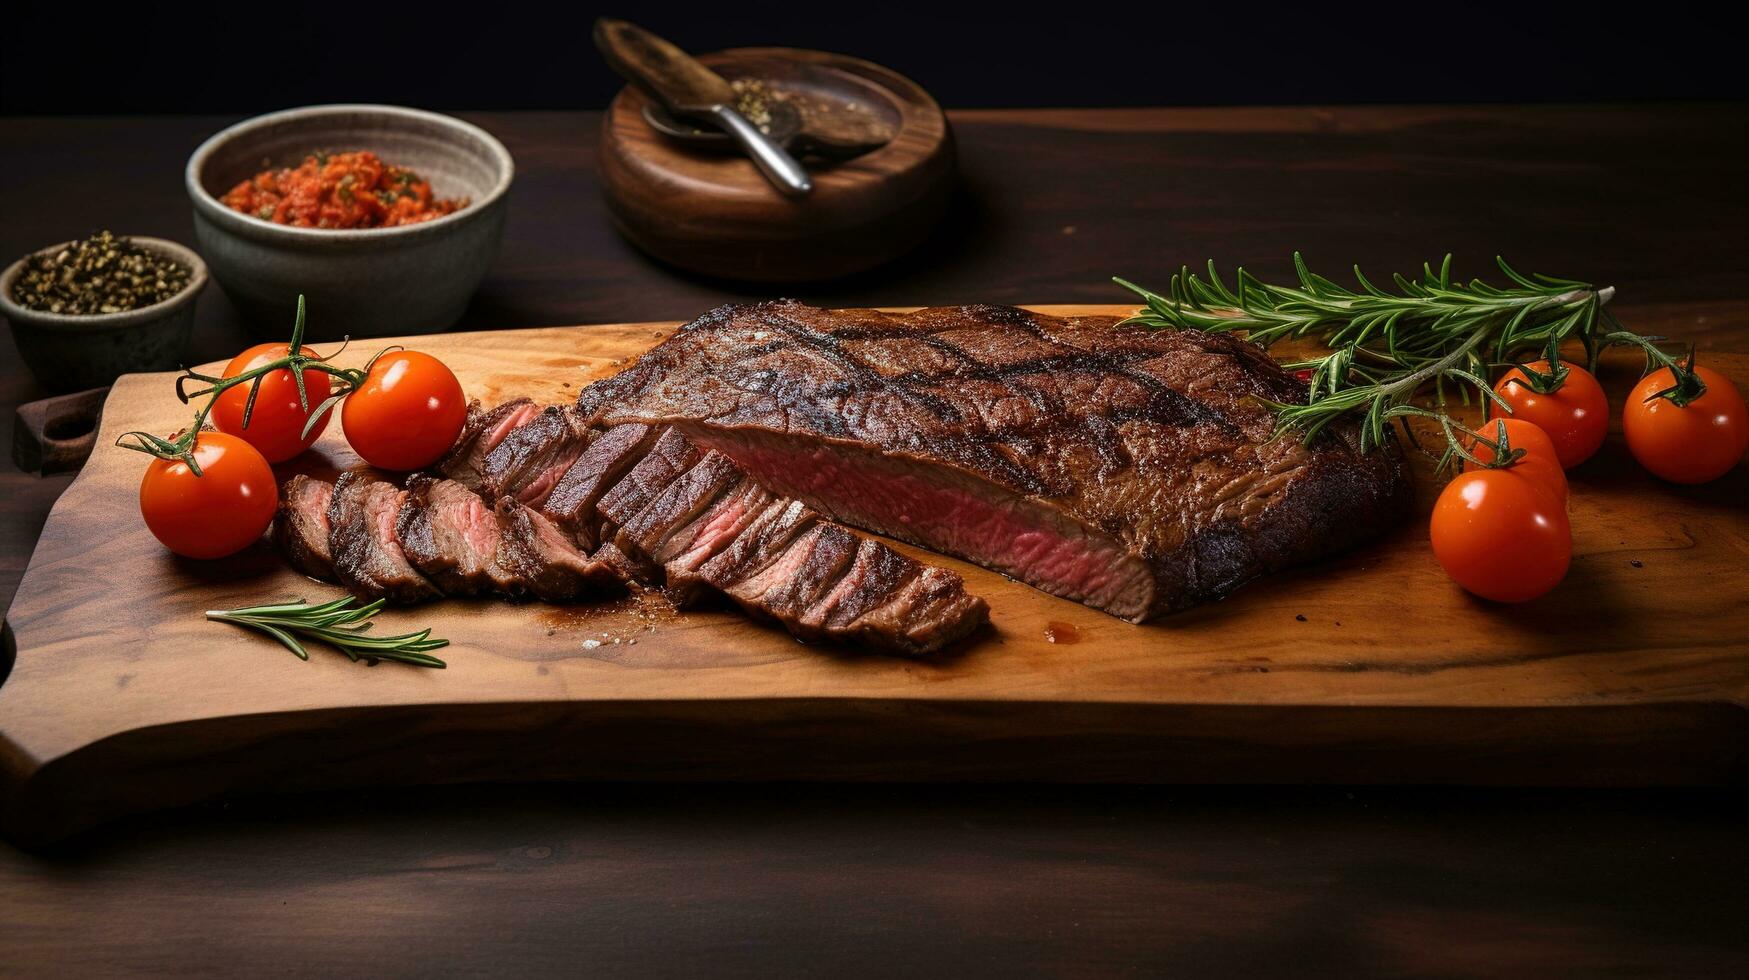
1461,417,1568,504
1430,468,1570,603
1622,366,1749,484
341,350,467,471
139,432,278,559
1493,361,1609,468
211,343,334,462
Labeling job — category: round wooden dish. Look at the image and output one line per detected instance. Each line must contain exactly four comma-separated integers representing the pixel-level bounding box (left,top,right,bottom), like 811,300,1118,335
599,48,955,282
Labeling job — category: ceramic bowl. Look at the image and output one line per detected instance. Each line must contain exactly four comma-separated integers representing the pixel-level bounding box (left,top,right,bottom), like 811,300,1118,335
186,104,513,340
0,237,208,393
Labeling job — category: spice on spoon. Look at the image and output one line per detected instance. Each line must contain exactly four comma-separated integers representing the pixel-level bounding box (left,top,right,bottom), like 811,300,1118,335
10,230,192,315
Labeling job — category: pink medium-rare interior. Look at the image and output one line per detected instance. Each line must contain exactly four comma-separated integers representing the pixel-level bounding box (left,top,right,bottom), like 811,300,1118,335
687,428,1156,620
484,403,541,455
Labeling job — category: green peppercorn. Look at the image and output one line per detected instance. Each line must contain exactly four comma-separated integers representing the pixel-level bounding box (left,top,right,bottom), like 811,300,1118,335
9,231,191,315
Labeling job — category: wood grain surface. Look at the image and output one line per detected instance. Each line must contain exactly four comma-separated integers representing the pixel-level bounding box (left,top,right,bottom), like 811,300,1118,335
4,304,1745,844
3,106,1748,977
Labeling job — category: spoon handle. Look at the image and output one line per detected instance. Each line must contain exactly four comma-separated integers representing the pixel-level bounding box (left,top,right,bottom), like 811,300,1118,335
709,104,813,197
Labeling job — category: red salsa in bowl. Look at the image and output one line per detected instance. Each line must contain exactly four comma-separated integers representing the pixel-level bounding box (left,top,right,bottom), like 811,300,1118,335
221,151,469,229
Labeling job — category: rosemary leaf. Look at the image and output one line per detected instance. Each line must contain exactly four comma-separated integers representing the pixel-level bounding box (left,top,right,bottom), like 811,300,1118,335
206,597,448,668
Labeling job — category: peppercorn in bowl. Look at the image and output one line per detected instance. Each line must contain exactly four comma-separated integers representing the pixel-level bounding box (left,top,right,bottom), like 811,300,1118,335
186,104,513,340
0,233,208,392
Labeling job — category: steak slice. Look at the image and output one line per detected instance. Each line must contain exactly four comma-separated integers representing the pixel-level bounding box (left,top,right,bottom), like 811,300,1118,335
592,441,986,656
437,398,539,491
580,300,1411,621
496,499,623,602
542,422,660,547
480,405,593,507
327,471,442,604
396,475,524,597
274,474,336,582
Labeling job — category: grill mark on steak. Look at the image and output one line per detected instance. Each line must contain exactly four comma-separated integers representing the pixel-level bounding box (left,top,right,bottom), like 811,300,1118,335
274,475,336,582
582,300,1410,621
327,471,442,604
438,398,539,491
396,475,525,597
481,405,593,507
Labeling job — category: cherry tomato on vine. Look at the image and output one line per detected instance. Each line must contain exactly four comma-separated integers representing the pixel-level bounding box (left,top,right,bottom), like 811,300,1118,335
1462,417,1568,504
211,343,335,462
341,350,467,471
1622,365,1749,484
1493,361,1609,468
139,432,278,560
1430,468,1570,603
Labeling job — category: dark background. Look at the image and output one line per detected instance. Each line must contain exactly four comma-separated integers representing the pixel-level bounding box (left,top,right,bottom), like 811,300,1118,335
4,1,1745,114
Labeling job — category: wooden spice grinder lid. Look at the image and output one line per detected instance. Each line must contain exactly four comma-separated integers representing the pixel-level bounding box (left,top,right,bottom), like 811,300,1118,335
599,47,955,282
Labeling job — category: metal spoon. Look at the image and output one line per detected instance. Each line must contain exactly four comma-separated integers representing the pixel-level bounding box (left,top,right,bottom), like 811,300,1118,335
594,18,813,196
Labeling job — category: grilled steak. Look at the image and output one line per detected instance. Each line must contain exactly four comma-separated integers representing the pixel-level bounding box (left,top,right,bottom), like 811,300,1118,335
396,475,524,597
542,422,660,547
596,434,989,654
580,300,1411,621
327,471,442,604
496,499,623,602
274,475,336,582
438,398,539,490
481,406,593,507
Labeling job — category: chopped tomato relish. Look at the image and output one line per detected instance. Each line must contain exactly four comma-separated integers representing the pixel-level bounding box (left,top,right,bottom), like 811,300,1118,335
220,151,468,229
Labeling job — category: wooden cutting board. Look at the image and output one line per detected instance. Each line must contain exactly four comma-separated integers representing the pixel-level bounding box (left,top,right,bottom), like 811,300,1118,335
3,306,1746,844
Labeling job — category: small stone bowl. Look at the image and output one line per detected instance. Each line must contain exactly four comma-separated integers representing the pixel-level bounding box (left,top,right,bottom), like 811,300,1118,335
0,237,208,393
186,104,513,341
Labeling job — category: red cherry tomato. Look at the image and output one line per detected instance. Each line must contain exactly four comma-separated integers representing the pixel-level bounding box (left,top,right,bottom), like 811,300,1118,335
211,343,334,462
1461,417,1569,504
139,432,278,559
1622,365,1749,484
1494,361,1609,468
1430,468,1571,603
341,350,467,471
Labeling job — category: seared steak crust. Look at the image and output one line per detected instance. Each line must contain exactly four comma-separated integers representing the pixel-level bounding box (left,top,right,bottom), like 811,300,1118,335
496,499,623,602
481,406,593,507
438,398,539,491
396,476,524,597
327,471,442,604
580,301,1410,620
274,475,336,582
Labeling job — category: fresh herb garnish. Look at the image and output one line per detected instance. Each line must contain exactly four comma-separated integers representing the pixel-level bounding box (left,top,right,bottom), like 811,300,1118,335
1114,255,1682,458
206,596,449,668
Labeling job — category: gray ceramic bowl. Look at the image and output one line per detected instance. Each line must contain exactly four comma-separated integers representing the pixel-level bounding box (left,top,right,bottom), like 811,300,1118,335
186,104,513,340
0,237,208,393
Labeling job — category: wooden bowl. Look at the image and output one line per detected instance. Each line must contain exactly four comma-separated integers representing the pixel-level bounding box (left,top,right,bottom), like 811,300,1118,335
599,48,955,283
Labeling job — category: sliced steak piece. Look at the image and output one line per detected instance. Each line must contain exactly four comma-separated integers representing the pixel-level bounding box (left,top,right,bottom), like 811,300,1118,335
581,300,1411,621
437,398,539,491
603,452,769,604
716,522,860,625
327,471,442,604
480,406,593,508
542,422,660,547
688,498,820,593
496,499,624,602
396,476,524,597
274,474,336,582
593,427,701,534
844,565,990,656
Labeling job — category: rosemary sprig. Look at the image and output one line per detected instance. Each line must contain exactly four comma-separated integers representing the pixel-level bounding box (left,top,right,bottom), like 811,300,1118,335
1114,255,1622,454
206,596,449,668
115,295,396,475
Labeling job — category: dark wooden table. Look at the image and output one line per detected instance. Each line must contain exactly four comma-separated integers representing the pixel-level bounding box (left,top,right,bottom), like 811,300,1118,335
3,106,1747,976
